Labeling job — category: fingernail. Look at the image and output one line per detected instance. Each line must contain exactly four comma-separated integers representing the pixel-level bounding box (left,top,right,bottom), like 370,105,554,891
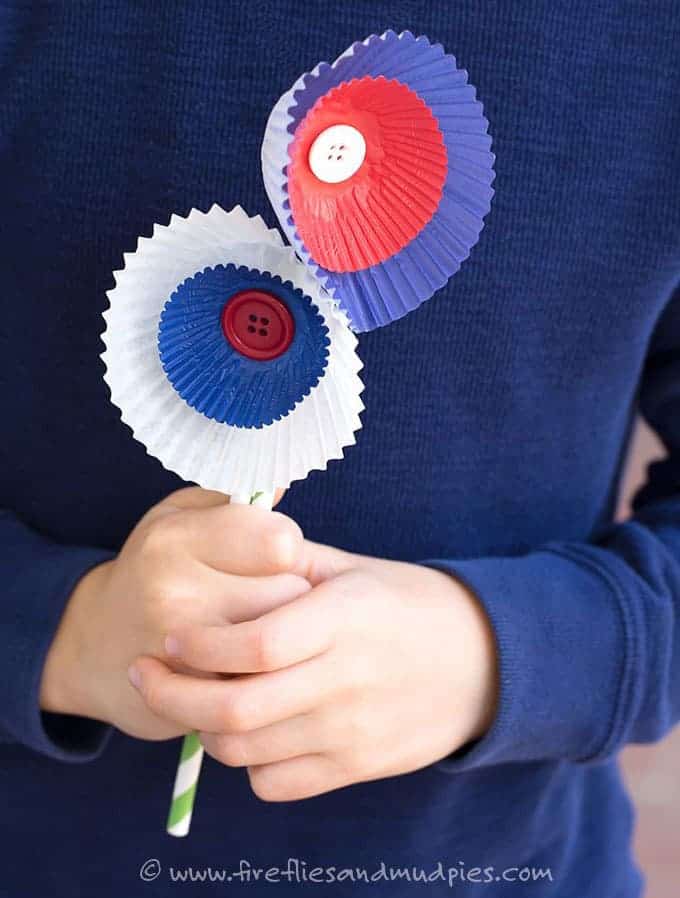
165,635,181,657
128,665,142,689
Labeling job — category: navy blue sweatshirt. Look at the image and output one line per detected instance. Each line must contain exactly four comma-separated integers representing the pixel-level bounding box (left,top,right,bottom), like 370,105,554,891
2,2,680,896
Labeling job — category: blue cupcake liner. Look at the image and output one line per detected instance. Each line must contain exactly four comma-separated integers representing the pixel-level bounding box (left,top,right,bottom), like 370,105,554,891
158,264,330,429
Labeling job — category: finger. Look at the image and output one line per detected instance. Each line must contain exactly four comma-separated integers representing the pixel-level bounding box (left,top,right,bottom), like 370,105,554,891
162,571,311,658
248,755,348,802
216,572,311,623
293,539,358,586
200,713,321,767
167,585,339,673
149,503,303,576
130,654,334,733
174,569,311,624
140,565,311,657
150,487,228,517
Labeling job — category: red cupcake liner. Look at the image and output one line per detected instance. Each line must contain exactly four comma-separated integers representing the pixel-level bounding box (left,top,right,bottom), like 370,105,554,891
286,75,448,273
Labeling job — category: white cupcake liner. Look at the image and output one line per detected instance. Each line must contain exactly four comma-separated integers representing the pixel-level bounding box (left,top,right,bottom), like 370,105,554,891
102,205,364,496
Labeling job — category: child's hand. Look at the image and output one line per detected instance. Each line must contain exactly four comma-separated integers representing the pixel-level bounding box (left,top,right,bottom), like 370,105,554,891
40,488,308,740
129,542,498,800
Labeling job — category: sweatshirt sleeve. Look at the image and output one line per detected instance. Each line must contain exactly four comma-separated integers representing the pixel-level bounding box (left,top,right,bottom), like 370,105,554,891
0,509,114,761
425,287,680,771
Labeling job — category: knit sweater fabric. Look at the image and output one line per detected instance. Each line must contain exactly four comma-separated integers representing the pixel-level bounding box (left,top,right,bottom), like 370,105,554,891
2,2,680,896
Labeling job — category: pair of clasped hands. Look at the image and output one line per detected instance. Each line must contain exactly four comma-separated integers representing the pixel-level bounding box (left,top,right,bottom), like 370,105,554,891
41,488,497,800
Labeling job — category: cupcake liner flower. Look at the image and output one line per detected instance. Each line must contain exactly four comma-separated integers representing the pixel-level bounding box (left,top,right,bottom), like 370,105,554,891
101,205,364,497
262,30,495,332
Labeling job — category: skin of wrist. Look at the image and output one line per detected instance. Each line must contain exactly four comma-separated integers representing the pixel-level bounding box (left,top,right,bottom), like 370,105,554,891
40,560,114,718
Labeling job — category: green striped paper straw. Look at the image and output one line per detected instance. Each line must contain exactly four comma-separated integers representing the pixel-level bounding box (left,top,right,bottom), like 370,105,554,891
167,731,203,837
165,489,274,837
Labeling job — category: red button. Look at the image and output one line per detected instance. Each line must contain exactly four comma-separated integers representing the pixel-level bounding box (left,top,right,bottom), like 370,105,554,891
221,290,295,361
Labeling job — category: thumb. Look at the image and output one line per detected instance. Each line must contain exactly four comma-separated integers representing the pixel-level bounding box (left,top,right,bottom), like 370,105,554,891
146,486,287,522
146,487,227,521
294,539,358,586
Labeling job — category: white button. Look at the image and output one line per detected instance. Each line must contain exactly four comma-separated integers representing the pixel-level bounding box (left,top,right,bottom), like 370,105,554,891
308,124,366,184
